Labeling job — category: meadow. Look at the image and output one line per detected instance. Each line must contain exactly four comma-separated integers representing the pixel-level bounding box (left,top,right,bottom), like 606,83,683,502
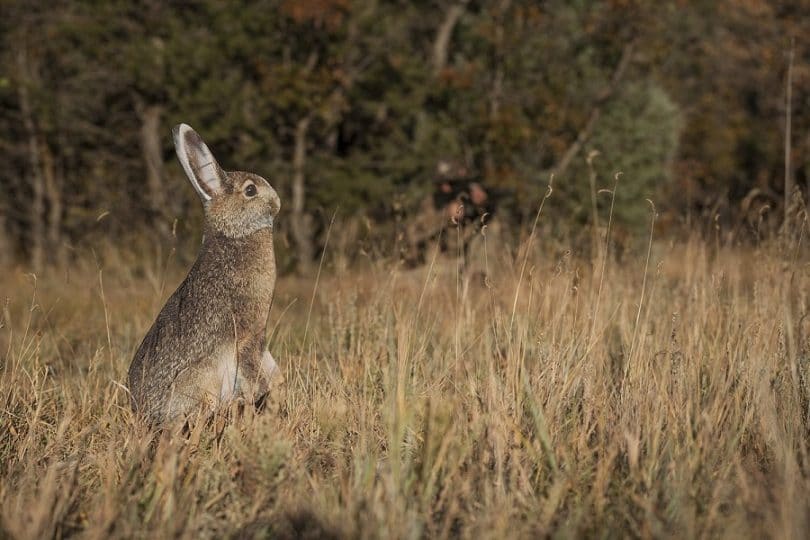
1,220,809,539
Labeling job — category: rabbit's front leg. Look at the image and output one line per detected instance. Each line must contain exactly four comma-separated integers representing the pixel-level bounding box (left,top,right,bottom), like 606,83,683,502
260,350,279,381
235,345,280,403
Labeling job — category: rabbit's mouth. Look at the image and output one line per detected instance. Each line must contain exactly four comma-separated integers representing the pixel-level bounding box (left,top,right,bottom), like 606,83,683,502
255,212,275,232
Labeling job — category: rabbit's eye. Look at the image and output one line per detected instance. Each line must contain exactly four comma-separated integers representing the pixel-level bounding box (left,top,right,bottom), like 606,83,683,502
244,184,258,198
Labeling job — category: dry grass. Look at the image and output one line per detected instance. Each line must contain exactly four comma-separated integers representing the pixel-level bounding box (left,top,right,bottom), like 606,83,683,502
1,227,809,539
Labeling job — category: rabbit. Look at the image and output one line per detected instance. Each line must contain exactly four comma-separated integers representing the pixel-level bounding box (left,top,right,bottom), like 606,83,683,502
127,124,281,426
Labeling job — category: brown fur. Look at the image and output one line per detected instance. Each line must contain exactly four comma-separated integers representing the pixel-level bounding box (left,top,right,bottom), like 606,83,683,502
127,126,280,425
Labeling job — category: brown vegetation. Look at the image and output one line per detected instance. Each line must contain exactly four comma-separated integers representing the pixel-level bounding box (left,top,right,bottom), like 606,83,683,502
1,221,809,538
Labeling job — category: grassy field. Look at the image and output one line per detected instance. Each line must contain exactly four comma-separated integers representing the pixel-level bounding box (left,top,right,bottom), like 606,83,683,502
1,226,809,539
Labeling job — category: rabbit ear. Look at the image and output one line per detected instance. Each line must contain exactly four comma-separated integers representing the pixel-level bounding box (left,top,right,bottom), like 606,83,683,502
173,124,226,201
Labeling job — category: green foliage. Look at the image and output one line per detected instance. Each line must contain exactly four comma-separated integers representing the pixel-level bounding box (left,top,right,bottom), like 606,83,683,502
0,0,807,267
577,82,683,230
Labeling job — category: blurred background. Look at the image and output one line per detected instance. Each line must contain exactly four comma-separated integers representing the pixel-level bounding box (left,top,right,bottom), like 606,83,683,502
0,0,807,273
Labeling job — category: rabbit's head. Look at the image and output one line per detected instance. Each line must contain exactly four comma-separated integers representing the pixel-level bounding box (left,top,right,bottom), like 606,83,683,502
173,124,280,238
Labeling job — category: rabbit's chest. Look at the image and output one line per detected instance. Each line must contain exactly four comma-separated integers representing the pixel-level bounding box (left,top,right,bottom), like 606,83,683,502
227,287,271,331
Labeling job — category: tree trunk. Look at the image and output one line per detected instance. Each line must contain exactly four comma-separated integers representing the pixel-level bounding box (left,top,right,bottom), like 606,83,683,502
0,213,11,267
41,142,64,267
16,48,45,273
135,99,169,234
290,116,314,274
484,0,508,180
784,39,794,229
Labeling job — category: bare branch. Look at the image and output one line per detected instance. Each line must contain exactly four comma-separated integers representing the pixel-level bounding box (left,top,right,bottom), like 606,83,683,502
432,1,469,75
549,41,635,180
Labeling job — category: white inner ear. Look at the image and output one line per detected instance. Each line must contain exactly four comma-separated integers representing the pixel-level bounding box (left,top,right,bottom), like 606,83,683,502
174,124,222,201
